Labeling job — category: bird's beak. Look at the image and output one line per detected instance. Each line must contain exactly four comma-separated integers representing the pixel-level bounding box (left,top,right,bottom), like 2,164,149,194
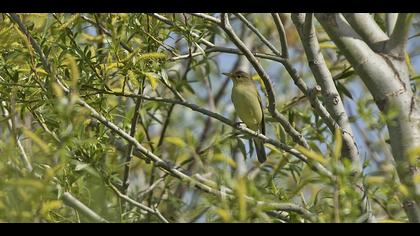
222,72,232,78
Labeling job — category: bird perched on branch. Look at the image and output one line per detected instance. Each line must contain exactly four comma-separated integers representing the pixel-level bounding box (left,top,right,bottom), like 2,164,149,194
223,70,266,163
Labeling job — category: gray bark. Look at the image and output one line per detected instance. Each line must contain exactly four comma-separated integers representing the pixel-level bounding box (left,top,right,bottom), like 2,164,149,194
316,13,420,222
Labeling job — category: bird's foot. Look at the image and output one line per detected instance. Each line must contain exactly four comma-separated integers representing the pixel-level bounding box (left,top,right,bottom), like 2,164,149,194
234,122,246,129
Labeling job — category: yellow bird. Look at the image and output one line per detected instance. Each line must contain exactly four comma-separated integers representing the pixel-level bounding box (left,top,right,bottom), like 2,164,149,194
223,70,267,163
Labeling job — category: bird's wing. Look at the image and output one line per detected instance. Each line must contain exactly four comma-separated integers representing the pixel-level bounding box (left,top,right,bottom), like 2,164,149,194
257,92,265,135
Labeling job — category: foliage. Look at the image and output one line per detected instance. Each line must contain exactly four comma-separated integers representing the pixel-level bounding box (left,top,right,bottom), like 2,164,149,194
0,13,419,223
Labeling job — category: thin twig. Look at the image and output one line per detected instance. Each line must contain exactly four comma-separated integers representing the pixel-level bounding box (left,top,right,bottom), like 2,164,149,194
271,13,289,58
0,101,33,172
234,13,282,57
62,192,109,223
108,183,170,223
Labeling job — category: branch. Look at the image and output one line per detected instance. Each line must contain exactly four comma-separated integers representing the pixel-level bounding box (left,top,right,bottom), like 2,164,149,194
149,13,214,47
271,13,289,58
386,13,399,36
0,101,33,172
122,80,146,195
385,13,414,58
92,90,333,179
316,12,420,223
234,13,282,56
62,192,109,223
190,13,221,24
315,13,398,101
170,46,285,63
292,13,360,165
108,183,169,223
9,14,51,74
342,13,389,51
294,13,377,222
80,15,133,53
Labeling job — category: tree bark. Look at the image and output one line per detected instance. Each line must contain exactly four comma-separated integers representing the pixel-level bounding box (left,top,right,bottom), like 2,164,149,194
316,13,420,222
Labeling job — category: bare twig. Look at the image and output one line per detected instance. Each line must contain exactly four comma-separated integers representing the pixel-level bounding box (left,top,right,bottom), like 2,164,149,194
234,13,282,56
0,101,33,172
108,183,170,223
190,13,221,24
271,13,289,58
122,79,146,195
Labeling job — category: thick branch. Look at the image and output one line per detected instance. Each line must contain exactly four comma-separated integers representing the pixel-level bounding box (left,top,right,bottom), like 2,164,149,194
293,13,377,221
342,13,389,51
316,12,420,223
385,13,414,58
386,13,399,36
315,13,401,103
292,13,360,168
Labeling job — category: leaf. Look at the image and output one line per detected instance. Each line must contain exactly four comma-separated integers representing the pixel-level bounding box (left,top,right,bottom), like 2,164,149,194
58,14,80,30
296,145,328,165
365,176,386,185
406,145,420,166
237,138,247,160
405,51,416,76
235,177,247,221
336,82,353,100
22,127,51,153
398,184,410,197
138,52,167,61
319,42,337,49
252,74,266,91
334,70,355,81
40,200,63,216
64,55,80,90
214,208,231,222
213,153,236,168
144,72,159,91
333,128,342,160
164,136,186,148
378,220,403,223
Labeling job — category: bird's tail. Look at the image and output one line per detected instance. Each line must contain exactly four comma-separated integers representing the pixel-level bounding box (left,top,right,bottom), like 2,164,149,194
253,138,266,163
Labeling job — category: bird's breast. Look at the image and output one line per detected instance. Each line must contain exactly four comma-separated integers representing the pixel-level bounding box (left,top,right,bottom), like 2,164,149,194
231,84,263,131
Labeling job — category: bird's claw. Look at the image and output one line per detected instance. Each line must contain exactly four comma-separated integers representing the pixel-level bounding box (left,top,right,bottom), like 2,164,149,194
235,122,246,129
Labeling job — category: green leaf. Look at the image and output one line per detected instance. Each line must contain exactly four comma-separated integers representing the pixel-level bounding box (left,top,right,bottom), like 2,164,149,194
164,136,186,148
296,145,328,165
336,82,353,100
144,72,159,90
333,128,342,160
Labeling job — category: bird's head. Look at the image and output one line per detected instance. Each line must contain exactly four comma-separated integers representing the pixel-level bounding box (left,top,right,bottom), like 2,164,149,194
223,70,251,84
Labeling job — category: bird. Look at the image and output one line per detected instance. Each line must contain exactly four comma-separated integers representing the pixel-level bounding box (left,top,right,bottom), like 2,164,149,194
223,70,267,163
